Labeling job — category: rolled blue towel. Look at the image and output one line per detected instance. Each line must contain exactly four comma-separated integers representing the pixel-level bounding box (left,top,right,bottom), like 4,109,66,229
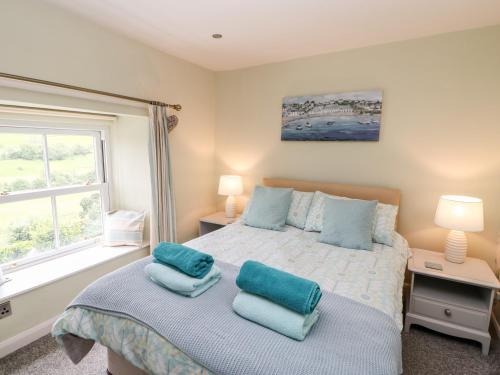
233,291,319,341
145,263,221,297
236,260,321,314
153,242,214,278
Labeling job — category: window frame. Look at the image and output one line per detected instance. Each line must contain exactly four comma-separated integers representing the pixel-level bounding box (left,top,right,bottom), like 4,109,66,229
0,120,112,272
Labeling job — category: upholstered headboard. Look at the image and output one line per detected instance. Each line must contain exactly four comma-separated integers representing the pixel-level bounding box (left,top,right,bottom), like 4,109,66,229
262,177,401,228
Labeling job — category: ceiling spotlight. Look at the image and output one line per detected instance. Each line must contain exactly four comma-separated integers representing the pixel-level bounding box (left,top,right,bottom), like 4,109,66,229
212,33,223,39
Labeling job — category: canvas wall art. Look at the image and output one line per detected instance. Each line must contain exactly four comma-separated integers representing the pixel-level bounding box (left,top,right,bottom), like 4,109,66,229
281,90,382,141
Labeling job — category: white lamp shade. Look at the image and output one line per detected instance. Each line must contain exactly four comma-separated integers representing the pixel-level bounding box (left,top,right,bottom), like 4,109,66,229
218,175,243,196
434,195,484,232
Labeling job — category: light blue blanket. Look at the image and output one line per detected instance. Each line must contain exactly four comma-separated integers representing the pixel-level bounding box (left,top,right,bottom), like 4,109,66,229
233,291,319,340
145,263,221,297
57,258,402,375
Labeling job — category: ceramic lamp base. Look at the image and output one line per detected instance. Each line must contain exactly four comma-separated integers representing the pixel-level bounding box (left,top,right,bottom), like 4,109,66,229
225,195,236,218
445,230,467,263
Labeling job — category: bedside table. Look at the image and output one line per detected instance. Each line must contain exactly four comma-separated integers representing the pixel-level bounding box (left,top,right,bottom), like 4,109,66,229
405,248,500,355
199,212,239,236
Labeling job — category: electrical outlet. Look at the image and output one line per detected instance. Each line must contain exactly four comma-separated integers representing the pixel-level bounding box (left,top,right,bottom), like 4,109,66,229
0,301,12,319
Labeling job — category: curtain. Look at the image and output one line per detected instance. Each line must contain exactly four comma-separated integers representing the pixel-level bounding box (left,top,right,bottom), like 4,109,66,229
148,104,177,248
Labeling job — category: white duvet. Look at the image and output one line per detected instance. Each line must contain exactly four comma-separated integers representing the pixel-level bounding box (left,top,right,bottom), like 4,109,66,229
185,221,409,330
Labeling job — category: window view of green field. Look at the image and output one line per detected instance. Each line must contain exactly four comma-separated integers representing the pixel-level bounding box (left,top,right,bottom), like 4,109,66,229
0,132,103,265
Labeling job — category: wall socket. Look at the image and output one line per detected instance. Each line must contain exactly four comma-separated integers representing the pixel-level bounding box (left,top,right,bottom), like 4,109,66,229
0,301,12,319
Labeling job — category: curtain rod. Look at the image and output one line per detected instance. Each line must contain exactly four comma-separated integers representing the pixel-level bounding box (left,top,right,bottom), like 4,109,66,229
0,72,182,111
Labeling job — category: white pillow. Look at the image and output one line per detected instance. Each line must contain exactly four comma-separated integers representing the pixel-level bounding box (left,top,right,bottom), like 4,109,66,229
286,191,314,229
103,210,145,246
304,191,398,246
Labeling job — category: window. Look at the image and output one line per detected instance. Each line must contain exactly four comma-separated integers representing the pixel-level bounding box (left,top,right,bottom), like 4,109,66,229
0,126,109,270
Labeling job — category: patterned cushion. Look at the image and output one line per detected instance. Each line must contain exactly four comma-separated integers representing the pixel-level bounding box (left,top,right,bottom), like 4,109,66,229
103,210,145,246
372,203,399,246
304,191,344,232
286,191,314,229
304,191,398,246
241,192,252,220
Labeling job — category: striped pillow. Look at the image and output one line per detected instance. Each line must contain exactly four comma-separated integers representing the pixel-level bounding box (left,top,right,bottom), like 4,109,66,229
103,210,145,246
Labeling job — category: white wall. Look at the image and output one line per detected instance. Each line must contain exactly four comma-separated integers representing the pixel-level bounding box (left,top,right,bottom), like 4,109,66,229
110,115,152,238
215,25,500,269
0,0,217,242
0,248,149,343
0,0,216,343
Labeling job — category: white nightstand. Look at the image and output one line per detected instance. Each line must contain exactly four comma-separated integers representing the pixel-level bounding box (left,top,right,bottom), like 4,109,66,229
405,248,500,355
199,212,239,236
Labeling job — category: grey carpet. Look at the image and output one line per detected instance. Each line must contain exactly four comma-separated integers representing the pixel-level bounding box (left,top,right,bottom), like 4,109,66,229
0,335,106,375
0,326,498,374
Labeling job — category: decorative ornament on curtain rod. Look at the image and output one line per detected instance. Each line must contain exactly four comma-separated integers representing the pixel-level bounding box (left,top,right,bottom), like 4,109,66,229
167,114,179,133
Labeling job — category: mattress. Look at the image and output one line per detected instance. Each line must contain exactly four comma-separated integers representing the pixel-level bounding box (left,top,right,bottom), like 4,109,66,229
53,222,409,374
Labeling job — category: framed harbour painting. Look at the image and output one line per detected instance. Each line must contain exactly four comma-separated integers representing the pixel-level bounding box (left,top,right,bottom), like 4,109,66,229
281,90,382,141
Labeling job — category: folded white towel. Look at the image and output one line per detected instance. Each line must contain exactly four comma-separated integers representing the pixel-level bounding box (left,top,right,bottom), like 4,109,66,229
145,263,221,297
233,290,319,340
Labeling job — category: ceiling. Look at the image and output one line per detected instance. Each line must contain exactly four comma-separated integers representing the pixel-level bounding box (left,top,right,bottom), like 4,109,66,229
45,0,500,71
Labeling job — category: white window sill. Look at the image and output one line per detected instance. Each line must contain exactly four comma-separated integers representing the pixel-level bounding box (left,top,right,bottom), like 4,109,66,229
0,243,149,303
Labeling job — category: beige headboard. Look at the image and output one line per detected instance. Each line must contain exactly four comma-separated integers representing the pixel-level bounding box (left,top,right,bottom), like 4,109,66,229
263,177,401,228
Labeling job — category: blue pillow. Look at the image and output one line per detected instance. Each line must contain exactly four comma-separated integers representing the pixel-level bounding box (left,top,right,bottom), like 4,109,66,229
319,198,377,251
243,186,293,231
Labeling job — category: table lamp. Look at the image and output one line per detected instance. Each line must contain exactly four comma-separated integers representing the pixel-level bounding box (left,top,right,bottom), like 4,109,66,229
434,195,484,263
218,175,243,218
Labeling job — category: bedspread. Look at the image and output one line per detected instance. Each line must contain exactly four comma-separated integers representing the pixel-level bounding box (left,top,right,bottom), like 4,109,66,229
53,222,409,374
54,259,402,375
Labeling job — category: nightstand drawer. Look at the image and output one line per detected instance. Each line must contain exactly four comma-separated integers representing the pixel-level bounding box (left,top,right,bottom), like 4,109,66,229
412,296,488,331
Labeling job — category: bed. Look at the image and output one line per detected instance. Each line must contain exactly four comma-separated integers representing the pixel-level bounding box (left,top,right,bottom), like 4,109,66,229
52,178,409,375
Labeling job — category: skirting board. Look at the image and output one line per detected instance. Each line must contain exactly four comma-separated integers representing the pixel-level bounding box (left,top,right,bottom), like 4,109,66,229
0,316,57,358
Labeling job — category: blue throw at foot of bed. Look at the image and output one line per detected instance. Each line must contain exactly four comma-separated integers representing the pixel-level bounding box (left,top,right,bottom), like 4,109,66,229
54,257,402,375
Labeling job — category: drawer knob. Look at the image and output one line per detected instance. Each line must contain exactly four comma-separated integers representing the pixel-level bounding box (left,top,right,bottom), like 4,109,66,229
444,308,452,317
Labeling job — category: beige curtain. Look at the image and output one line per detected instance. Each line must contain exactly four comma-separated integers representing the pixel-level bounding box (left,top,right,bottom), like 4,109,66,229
148,105,176,248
